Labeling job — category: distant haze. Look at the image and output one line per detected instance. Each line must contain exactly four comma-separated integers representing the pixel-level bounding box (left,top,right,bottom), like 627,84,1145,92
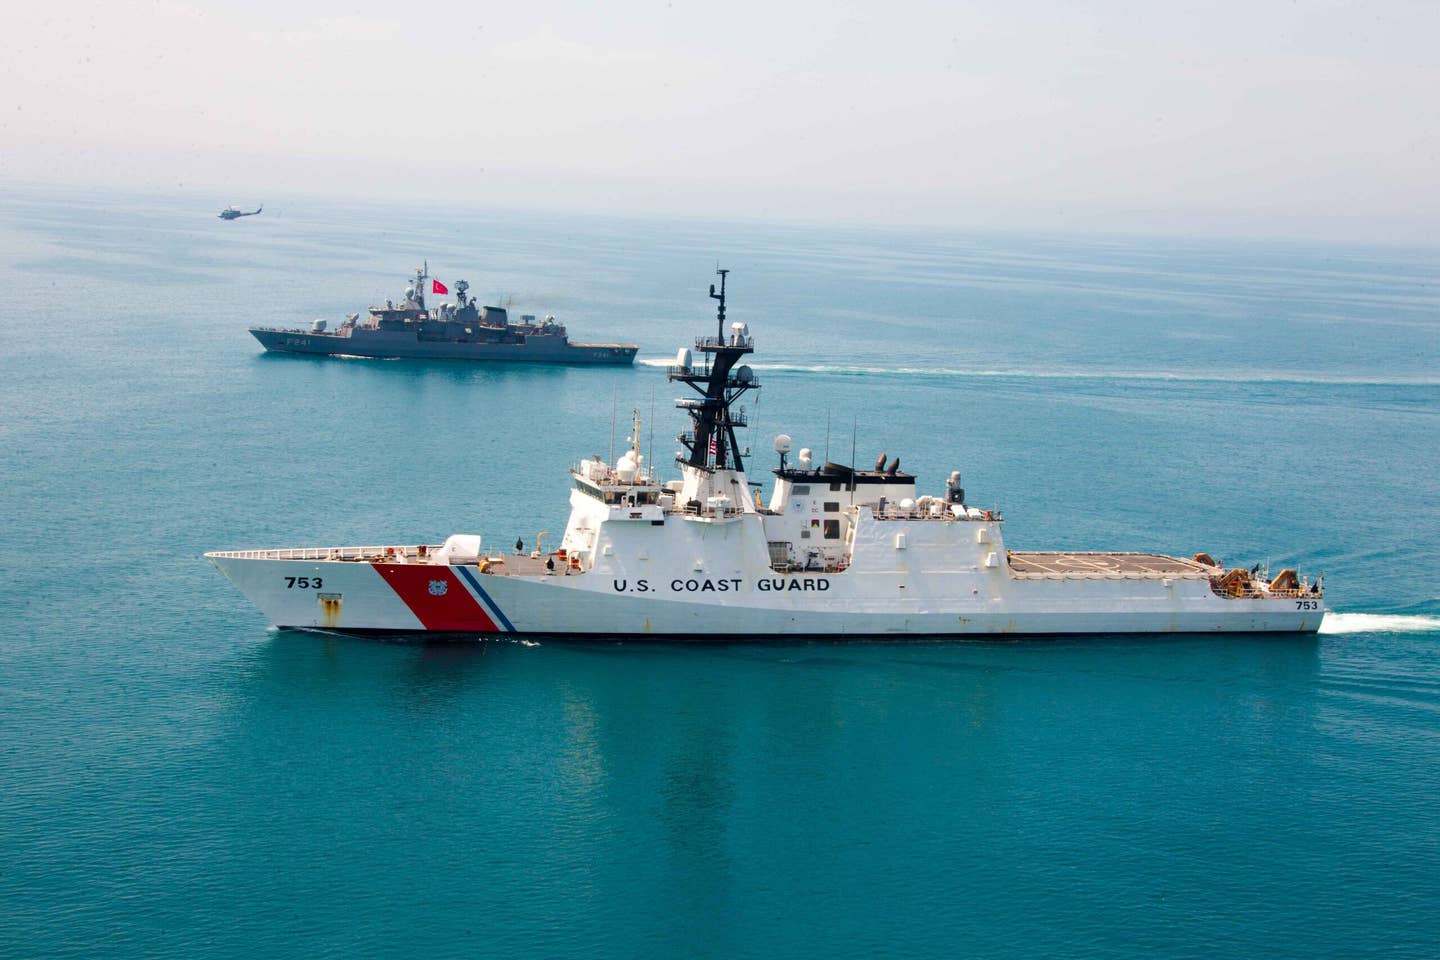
4,0,1437,243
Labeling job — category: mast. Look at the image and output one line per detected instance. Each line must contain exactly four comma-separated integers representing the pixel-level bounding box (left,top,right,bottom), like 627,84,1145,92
630,408,644,466
414,260,429,311
711,268,728,342
668,268,759,474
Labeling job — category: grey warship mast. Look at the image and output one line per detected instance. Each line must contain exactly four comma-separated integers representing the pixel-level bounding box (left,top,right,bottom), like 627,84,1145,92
250,261,638,365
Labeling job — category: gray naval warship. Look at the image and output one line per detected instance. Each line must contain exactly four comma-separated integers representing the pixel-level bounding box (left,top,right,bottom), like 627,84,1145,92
250,263,638,364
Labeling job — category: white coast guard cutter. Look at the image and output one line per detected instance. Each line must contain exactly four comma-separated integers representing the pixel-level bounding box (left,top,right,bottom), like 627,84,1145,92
208,270,1325,637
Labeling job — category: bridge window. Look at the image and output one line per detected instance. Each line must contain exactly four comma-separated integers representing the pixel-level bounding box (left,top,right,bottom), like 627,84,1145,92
823,502,839,512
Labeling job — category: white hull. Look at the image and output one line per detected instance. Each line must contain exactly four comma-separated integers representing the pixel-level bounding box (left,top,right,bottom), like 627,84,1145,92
208,514,1323,637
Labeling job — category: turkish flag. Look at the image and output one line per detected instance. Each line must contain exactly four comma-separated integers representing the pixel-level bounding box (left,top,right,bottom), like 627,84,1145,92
432,279,448,295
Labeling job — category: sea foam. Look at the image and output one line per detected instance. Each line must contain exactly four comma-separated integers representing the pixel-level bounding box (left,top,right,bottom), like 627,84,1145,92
1319,613,1440,634
636,358,1440,387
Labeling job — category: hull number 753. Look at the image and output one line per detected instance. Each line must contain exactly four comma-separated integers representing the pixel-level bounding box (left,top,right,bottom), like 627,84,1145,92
285,576,323,589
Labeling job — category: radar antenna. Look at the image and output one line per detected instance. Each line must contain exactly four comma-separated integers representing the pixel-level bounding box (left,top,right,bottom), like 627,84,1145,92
709,267,728,342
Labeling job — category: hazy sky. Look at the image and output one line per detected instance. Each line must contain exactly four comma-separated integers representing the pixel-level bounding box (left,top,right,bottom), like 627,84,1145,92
4,0,1437,241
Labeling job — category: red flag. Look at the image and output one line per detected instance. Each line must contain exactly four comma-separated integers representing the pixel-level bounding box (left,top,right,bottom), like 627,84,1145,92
432,279,448,295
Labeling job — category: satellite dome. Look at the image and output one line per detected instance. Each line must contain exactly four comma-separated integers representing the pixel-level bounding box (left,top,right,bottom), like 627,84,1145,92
773,434,792,454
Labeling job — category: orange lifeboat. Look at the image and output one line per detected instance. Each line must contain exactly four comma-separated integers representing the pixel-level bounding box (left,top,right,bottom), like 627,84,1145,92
1214,568,1250,597
1268,569,1299,592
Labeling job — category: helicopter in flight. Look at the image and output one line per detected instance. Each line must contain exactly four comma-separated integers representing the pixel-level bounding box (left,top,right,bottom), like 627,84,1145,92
218,204,262,220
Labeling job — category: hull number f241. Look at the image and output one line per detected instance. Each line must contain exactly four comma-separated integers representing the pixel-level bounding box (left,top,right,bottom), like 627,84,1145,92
285,576,324,589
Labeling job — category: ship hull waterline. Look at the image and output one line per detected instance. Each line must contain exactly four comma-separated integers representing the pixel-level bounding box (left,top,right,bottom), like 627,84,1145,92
207,553,1324,638
250,328,638,365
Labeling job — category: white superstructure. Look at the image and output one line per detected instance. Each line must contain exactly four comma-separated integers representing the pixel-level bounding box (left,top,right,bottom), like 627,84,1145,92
209,271,1324,637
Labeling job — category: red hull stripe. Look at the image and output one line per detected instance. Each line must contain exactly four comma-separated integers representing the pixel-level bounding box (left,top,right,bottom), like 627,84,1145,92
372,564,499,632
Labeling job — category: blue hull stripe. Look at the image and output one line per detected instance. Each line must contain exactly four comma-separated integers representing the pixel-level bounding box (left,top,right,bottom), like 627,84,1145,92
456,566,517,633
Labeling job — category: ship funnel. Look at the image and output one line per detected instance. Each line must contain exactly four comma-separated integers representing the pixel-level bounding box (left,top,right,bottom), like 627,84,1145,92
886,457,900,475
874,452,887,471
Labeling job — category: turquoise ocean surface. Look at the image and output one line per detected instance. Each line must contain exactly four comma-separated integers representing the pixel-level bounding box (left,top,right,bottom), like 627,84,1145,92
2,186,1438,957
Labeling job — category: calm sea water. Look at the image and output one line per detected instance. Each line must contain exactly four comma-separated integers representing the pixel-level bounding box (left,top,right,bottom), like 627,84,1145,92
2,186,1438,958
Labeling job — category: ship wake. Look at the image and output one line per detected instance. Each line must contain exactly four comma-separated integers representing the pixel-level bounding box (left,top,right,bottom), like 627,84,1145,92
638,358,1440,388
1319,613,1440,634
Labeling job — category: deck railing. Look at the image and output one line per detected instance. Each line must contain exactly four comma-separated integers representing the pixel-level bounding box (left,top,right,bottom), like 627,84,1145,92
1209,581,1321,600
694,335,753,350
207,545,442,562
666,502,745,519
870,506,999,522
